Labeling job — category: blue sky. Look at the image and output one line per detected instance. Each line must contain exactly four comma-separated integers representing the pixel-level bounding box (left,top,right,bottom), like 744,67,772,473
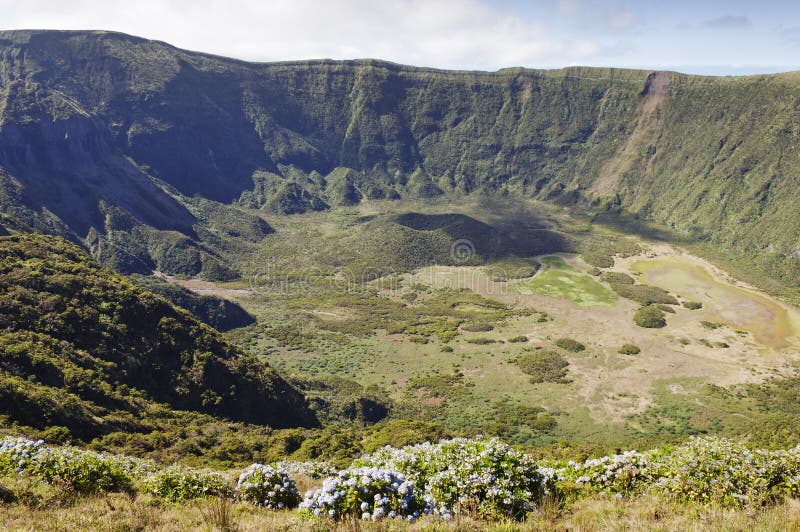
1,0,798,75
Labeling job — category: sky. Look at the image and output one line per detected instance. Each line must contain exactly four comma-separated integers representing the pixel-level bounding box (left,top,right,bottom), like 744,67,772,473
0,0,798,75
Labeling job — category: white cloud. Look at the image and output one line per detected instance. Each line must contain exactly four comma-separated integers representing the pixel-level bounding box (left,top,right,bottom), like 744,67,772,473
0,0,605,70
606,9,638,30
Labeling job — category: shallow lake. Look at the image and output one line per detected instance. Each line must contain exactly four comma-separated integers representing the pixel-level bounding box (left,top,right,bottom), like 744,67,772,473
631,258,794,348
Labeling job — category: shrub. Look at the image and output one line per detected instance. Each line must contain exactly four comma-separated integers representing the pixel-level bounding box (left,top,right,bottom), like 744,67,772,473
28,447,135,494
362,421,450,453
683,301,703,310
516,351,570,384
634,306,666,328
461,323,494,332
507,335,529,343
486,260,539,282
587,267,601,276
237,464,300,509
618,343,641,355
565,450,652,494
440,345,454,352
299,467,425,521
701,321,723,330
465,337,496,345
143,465,230,502
652,437,800,507
0,437,45,475
274,461,338,480
356,438,556,520
581,253,614,268
0,483,15,504
610,284,678,305
599,272,635,285
554,338,585,352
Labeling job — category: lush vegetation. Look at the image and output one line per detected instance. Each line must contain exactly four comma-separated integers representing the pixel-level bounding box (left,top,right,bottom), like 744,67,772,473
0,234,315,442
6,30,800,529
4,434,800,528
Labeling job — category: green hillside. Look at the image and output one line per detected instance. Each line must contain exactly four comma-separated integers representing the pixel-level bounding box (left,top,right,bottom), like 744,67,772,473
0,234,315,440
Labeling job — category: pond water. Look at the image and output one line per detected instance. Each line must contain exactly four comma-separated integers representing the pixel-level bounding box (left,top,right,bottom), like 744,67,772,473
631,258,794,348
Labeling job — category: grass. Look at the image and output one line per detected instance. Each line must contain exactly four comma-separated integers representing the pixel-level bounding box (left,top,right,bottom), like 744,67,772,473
4,490,800,530
511,256,617,307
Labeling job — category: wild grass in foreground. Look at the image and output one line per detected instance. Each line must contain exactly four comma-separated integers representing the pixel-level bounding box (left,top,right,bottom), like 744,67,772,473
3,492,800,531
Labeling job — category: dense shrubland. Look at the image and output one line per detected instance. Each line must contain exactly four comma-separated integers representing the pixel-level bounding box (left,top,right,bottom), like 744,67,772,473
0,234,315,442
4,434,800,528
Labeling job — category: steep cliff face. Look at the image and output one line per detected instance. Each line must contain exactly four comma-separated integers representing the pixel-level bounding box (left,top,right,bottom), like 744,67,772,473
0,79,196,236
1,30,800,278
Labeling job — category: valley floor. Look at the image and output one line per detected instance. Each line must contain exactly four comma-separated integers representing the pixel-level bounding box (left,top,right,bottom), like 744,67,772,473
202,197,800,447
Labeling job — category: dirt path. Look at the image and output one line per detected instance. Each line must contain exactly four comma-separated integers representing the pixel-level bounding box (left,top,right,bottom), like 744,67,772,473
157,274,253,299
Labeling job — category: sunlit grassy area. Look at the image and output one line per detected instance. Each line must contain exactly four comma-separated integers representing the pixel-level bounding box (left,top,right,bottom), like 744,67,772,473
509,255,617,307
3,492,800,531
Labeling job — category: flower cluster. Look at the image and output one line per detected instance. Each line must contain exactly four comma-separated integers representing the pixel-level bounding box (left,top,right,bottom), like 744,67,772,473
565,450,652,494
0,437,45,474
356,437,552,519
10,433,800,515
299,467,425,521
555,437,800,507
651,437,800,507
142,465,231,502
237,464,300,509
27,446,135,494
274,460,338,480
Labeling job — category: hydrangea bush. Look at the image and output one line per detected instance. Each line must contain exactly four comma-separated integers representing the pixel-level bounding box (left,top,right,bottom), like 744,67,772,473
651,437,800,507
142,465,231,502
299,467,425,521
356,437,554,519
274,460,338,480
0,437,45,474
8,434,800,516
27,446,135,494
237,464,301,509
564,450,653,494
